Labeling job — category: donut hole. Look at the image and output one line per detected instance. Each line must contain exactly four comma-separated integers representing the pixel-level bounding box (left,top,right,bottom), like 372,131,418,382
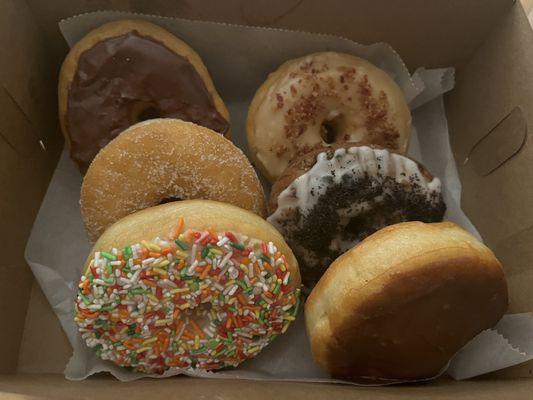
320,114,345,144
130,102,162,123
185,302,213,330
137,106,161,121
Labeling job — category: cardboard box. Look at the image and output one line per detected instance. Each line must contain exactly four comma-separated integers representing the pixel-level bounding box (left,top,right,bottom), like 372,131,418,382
1,0,532,397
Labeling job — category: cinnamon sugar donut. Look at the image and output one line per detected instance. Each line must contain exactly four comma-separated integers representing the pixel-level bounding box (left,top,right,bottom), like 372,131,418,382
59,19,230,172
247,52,411,182
268,145,445,286
81,119,266,242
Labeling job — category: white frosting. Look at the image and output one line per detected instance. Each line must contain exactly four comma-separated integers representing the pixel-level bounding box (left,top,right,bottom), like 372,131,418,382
270,146,441,219
267,146,443,282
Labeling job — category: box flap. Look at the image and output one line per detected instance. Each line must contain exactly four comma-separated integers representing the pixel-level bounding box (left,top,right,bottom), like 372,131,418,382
446,1,533,378
26,0,512,71
0,373,532,400
0,0,62,373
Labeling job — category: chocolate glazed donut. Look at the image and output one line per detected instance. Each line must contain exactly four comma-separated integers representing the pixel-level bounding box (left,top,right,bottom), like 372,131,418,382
59,20,230,172
268,144,446,287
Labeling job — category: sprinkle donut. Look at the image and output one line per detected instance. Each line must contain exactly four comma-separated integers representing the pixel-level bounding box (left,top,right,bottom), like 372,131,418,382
81,119,266,242
74,200,301,374
268,145,446,287
59,19,230,172
247,52,411,182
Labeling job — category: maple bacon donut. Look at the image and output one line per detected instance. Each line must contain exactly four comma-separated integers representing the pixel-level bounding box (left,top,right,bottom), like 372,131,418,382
81,119,266,242
268,145,446,286
59,19,230,172
74,200,302,373
247,52,411,182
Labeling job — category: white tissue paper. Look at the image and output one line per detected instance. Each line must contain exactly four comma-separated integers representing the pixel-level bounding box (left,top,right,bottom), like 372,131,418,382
24,11,533,384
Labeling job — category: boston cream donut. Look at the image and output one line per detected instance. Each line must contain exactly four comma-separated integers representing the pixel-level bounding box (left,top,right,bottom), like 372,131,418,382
74,200,301,374
81,119,266,242
305,222,508,383
59,19,230,172
247,52,411,182
268,145,445,286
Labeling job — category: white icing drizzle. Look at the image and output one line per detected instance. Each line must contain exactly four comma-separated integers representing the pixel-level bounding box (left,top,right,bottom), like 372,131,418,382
270,146,441,219
267,146,444,284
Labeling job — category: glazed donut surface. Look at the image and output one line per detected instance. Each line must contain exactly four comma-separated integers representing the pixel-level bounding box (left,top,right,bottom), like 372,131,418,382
75,200,301,373
81,119,266,242
268,145,445,286
247,52,411,182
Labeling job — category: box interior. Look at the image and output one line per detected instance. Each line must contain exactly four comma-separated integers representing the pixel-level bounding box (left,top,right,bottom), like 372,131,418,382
2,0,532,397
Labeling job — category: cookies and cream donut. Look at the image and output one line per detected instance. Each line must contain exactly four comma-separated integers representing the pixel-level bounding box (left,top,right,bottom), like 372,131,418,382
81,119,266,242
247,52,411,182
74,200,301,374
305,222,508,383
59,19,230,172
268,145,445,286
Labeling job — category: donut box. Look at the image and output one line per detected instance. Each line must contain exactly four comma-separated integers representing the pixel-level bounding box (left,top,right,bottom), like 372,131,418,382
1,0,533,398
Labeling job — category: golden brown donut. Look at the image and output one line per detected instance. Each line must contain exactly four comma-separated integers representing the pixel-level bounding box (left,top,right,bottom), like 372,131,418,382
305,221,508,383
74,200,301,373
81,119,266,242
59,19,230,172
268,144,445,287
247,52,411,182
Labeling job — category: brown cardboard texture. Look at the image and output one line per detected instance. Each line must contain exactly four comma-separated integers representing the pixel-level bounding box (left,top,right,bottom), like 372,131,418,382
1,0,532,397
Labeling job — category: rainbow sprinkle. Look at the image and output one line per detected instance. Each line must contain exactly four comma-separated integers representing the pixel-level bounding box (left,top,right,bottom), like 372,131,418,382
74,221,301,374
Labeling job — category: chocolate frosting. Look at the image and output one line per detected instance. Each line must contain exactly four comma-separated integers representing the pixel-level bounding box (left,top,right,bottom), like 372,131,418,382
66,31,229,172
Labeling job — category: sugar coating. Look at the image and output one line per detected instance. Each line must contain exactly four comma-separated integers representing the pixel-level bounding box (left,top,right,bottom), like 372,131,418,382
81,119,266,241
